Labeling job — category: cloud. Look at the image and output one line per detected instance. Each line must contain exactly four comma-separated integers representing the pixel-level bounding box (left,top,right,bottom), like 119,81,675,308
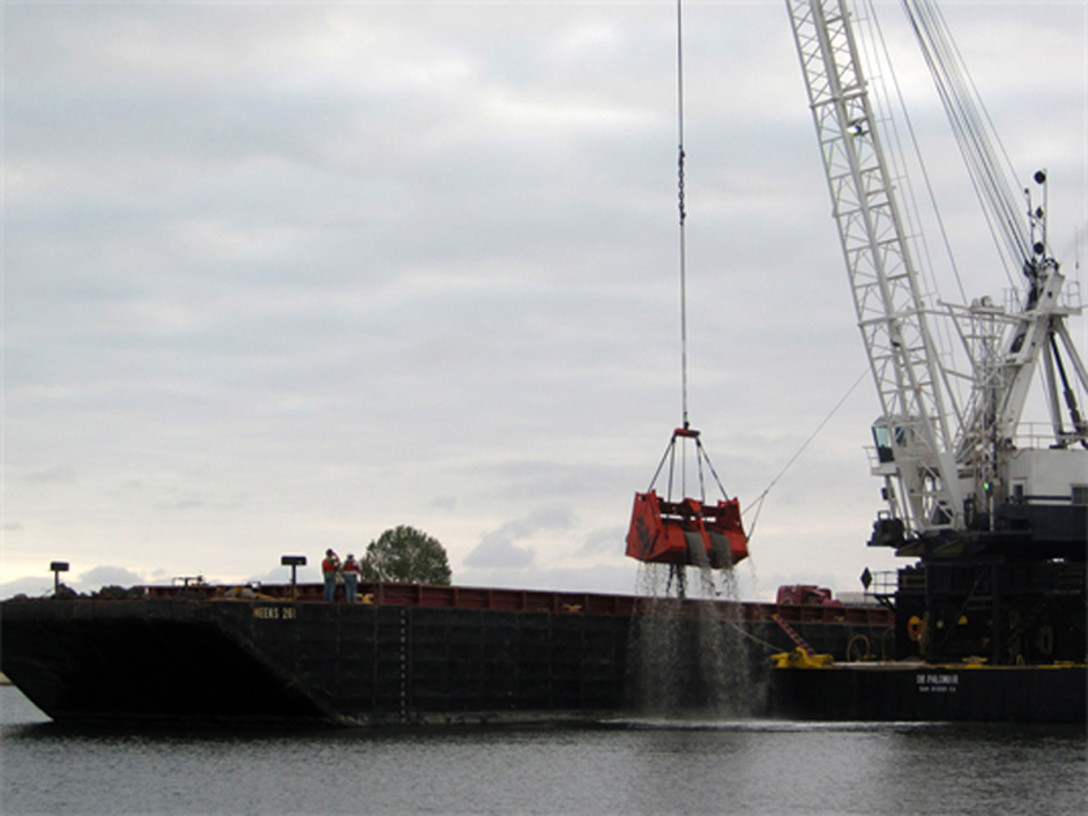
464,537,534,570
2,3,1083,601
430,495,458,513
76,565,147,590
0,577,55,600
578,525,627,557
23,464,77,484
0,564,148,600
463,507,575,569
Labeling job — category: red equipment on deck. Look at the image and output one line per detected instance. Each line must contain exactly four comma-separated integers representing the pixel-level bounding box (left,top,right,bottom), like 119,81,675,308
776,585,841,607
625,427,749,569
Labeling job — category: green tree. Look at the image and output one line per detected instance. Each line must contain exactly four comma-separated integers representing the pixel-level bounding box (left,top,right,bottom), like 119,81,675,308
360,525,452,585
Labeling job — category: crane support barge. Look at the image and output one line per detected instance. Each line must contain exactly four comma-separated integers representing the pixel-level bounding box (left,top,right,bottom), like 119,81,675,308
768,661,1085,723
1,581,892,727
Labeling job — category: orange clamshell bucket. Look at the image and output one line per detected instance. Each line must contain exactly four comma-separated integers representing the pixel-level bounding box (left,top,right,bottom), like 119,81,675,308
625,490,749,568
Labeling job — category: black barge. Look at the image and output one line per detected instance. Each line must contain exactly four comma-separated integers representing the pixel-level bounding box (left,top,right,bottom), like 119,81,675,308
2,581,892,726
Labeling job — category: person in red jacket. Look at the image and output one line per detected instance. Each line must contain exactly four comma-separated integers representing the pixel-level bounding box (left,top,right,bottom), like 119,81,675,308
321,549,340,602
342,554,361,604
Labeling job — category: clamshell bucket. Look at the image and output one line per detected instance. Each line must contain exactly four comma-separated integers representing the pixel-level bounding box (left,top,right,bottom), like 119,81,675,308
701,496,749,566
626,490,748,568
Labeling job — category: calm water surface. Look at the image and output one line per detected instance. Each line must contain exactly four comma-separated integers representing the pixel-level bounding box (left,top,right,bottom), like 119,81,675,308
1,685,1084,815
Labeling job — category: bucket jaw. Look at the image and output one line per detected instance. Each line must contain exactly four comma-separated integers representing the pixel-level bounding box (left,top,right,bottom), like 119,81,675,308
626,489,748,568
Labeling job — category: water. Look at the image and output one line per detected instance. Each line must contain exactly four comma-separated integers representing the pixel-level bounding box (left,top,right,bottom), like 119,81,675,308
2,686,1084,815
633,563,757,717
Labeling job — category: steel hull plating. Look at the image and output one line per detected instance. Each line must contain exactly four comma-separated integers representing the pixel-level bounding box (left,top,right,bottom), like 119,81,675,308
768,663,1086,724
1,587,890,726
7,586,1080,725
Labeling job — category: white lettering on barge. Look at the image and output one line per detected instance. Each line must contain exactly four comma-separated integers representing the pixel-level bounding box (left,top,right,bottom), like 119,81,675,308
253,606,297,620
915,673,959,693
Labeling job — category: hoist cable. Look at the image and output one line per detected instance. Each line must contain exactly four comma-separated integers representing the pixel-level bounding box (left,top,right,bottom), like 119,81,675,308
650,1,737,508
676,0,690,434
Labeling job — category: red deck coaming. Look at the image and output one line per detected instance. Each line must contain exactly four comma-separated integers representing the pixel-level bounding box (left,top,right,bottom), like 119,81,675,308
143,581,892,626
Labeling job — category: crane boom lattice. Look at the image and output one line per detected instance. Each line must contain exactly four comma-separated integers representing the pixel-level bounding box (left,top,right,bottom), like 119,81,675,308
786,0,960,535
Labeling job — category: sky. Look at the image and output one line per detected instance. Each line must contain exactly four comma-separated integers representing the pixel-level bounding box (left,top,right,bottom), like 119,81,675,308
4,1,1086,601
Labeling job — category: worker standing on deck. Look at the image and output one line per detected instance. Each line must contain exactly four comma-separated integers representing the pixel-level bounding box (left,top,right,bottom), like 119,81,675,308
342,553,361,604
321,549,340,602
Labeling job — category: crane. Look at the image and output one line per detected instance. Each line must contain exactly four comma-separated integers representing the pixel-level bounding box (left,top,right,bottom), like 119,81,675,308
785,0,1086,665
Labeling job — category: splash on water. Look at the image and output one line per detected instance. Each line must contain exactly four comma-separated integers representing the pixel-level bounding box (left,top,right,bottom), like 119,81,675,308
631,560,758,718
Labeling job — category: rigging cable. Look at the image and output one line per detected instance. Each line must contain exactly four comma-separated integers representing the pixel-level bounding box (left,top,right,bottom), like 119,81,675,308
901,0,1031,286
861,0,968,305
743,367,870,539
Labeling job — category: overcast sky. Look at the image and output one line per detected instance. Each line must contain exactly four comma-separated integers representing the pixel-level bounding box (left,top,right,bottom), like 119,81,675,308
4,1,1086,600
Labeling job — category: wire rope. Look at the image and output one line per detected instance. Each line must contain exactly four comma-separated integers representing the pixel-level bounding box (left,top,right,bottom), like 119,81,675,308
860,0,968,306
676,0,690,435
901,0,1031,287
743,367,870,539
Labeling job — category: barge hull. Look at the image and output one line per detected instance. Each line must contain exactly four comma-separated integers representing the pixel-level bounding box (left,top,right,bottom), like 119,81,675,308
769,663,1086,724
1,586,892,726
